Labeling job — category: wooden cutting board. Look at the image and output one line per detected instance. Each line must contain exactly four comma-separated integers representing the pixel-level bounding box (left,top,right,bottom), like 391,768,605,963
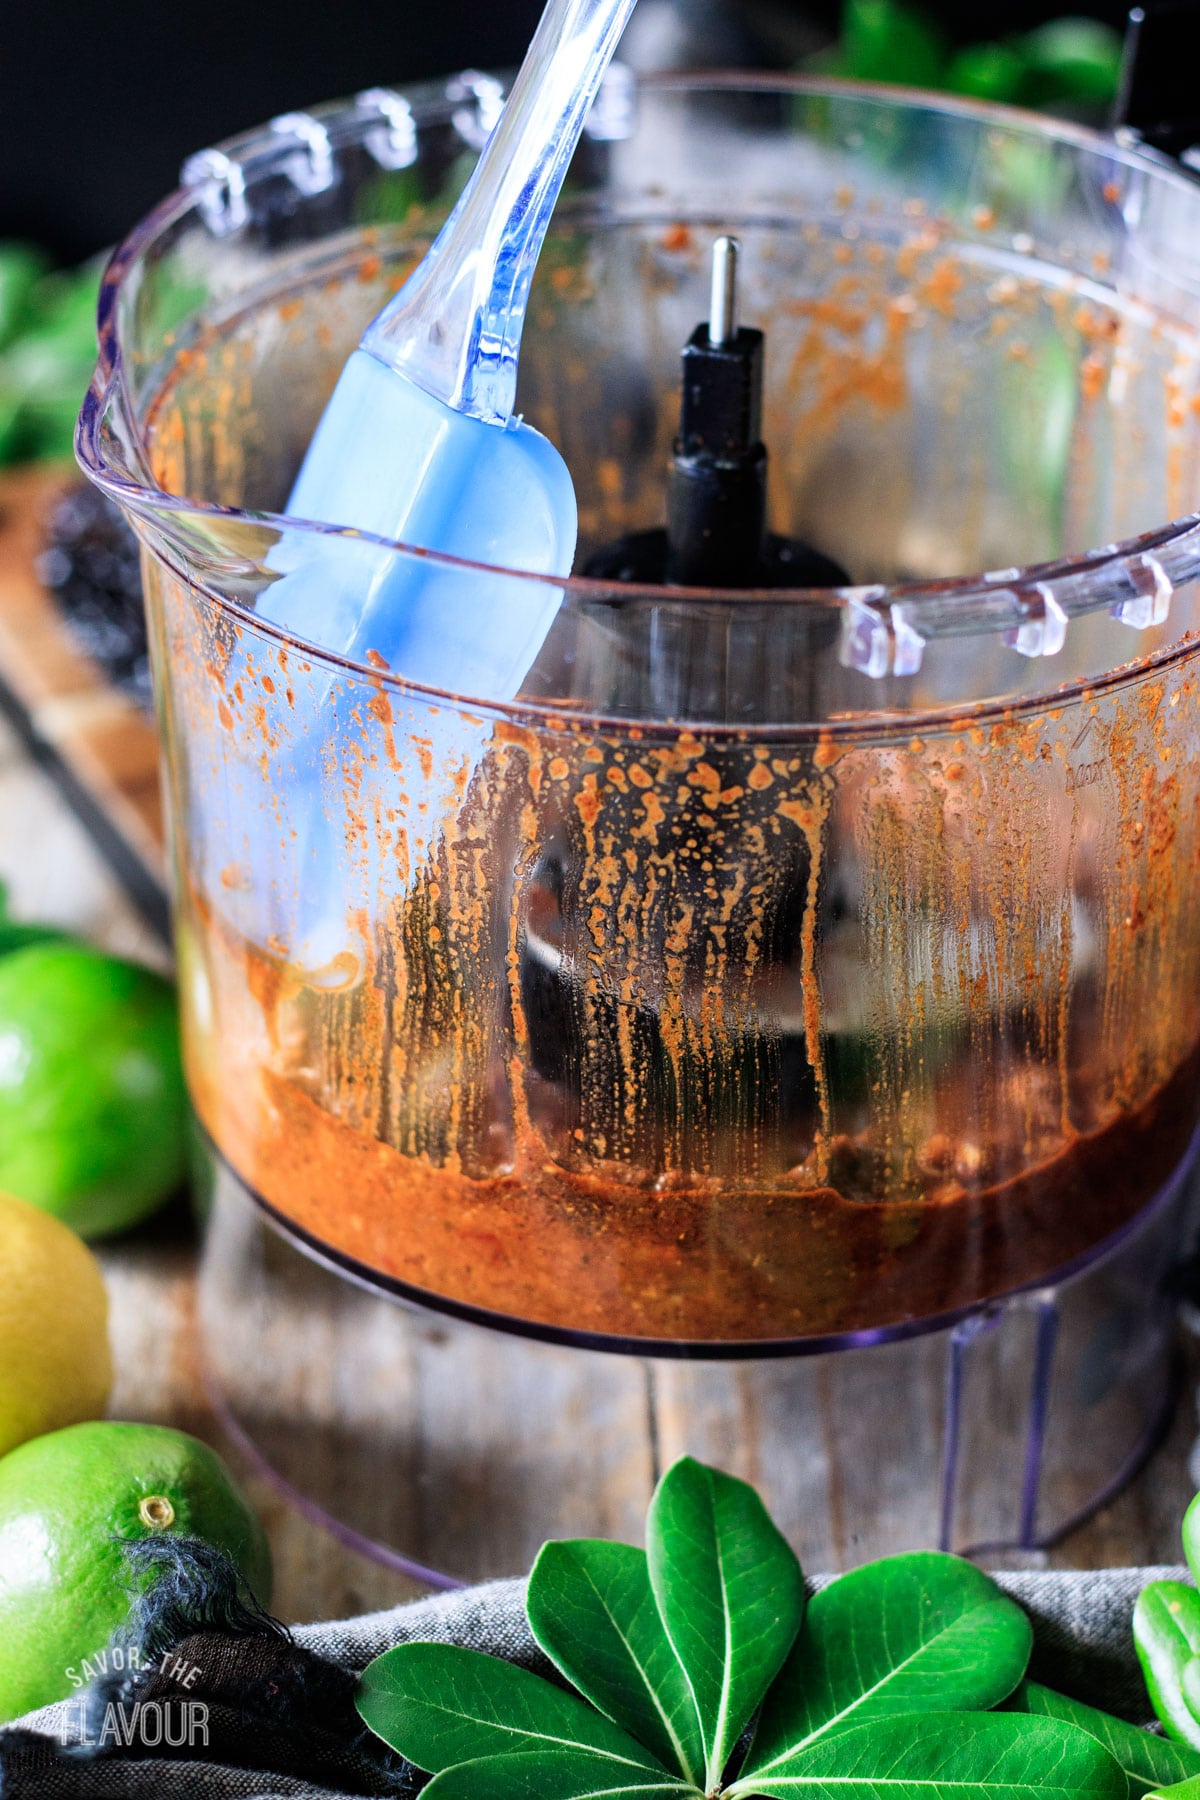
0,463,169,937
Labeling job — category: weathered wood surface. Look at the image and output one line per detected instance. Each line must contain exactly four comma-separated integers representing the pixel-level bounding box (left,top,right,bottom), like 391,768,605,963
0,465,165,910
2,471,1199,1626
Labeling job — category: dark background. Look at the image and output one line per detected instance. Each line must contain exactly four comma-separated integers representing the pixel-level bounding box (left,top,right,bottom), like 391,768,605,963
0,0,1132,262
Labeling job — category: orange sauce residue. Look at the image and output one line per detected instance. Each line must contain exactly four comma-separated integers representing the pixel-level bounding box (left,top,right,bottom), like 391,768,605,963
175,679,1200,1346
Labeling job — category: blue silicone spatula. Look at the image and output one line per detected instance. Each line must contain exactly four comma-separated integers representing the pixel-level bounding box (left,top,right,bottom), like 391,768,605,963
201,0,637,977
258,0,639,682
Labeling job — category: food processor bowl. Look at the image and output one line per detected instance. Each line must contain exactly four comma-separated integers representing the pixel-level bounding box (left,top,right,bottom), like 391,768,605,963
80,73,1200,1575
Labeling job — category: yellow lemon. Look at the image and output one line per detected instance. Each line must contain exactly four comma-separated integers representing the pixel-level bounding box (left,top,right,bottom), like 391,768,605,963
0,1189,111,1456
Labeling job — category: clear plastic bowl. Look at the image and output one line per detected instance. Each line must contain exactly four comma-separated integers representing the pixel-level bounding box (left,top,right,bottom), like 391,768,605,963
80,74,1200,1359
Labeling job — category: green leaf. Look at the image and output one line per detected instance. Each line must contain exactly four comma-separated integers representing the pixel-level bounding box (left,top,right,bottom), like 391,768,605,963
25,262,101,350
724,1711,1125,1800
840,0,946,88
944,40,1030,104
1181,1496,1200,1592
744,1552,1031,1777
355,1642,668,1773
528,1540,705,1784
1183,1662,1200,1729
1016,18,1123,109
1148,1780,1200,1800
1013,1680,1200,1797
646,1457,804,1789
1134,1584,1200,1750
0,245,50,351
354,166,423,227
422,1751,698,1800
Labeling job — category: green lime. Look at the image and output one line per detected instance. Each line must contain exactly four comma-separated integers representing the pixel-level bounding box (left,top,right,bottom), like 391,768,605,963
0,943,188,1238
0,917,65,958
0,1421,270,1721
0,883,66,961
0,1189,111,1457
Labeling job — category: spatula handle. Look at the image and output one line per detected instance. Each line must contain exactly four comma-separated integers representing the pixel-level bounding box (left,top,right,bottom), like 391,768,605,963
362,0,636,425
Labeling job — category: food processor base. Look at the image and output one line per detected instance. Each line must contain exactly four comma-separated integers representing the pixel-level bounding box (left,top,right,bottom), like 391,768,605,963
196,1126,1200,1583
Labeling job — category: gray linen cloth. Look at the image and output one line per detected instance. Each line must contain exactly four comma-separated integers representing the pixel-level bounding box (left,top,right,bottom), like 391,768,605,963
7,1567,1188,1800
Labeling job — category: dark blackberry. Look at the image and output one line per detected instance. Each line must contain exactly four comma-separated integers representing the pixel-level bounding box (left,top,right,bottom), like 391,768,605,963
38,482,152,711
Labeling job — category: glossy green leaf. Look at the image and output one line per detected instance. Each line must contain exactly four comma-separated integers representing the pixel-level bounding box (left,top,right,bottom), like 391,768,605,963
0,245,50,351
1180,1496,1200,1592
25,263,101,350
528,1540,704,1784
1147,1780,1200,1800
0,381,22,462
1013,1680,1200,1797
1134,1583,1200,1749
1183,1660,1200,1731
744,1552,1030,1778
422,1751,698,1800
354,166,423,227
355,1642,668,1773
725,1711,1125,1800
646,1457,805,1788
1017,18,1122,108
944,40,1029,103
841,0,946,87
